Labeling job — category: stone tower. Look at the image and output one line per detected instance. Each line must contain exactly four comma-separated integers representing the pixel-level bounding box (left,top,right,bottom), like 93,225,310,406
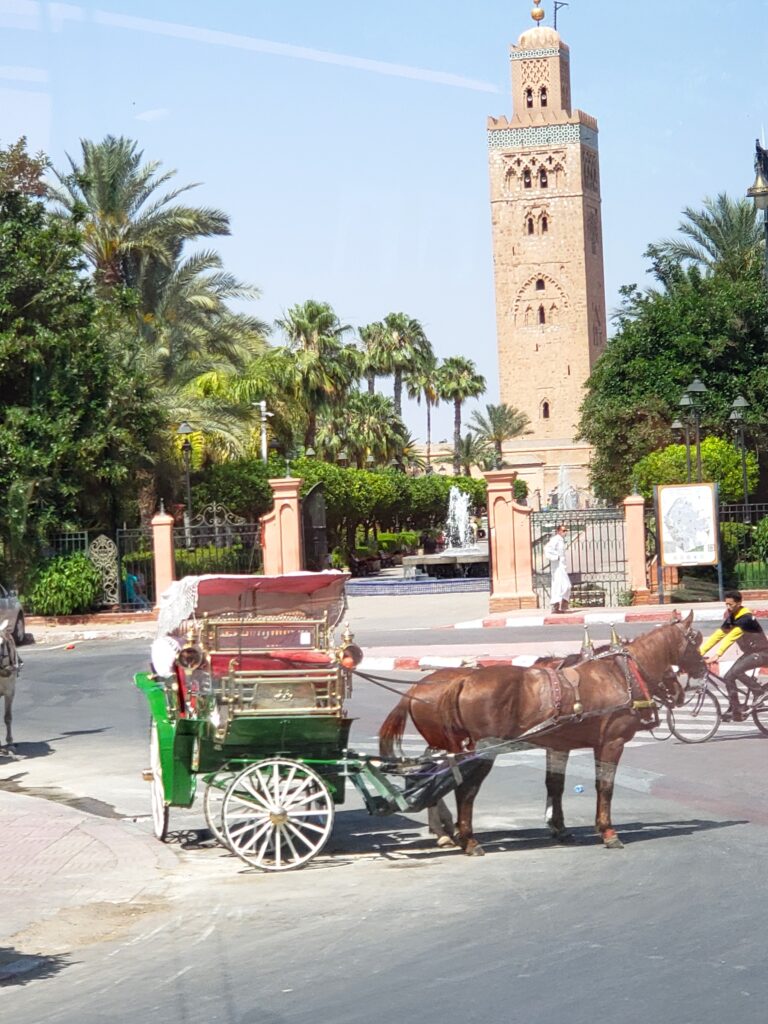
488,8,607,443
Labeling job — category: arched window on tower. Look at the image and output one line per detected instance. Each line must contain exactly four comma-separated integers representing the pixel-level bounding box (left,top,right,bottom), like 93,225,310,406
523,168,532,189
541,400,550,420
525,88,534,108
535,278,545,291
527,217,535,235
539,168,548,188
541,215,549,233
538,305,546,325
540,87,548,108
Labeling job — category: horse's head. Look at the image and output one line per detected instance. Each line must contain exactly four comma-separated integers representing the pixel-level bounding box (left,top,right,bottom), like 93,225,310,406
629,611,704,707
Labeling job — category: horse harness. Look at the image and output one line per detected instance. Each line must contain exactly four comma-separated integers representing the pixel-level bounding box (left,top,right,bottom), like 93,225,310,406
541,649,658,730
0,629,21,678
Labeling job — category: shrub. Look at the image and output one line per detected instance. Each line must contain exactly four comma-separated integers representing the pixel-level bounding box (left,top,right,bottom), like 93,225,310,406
175,545,250,577
27,553,103,615
734,561,768,589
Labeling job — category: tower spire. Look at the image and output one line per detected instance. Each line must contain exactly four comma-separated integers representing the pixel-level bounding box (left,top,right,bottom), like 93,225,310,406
531,1,545,24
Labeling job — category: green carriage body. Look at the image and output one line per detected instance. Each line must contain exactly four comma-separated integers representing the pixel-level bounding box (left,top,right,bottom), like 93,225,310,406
135,572,360,865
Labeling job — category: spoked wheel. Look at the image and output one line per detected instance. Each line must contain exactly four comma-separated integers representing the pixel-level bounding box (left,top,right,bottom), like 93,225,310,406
222,759,334,872
149,720,170,840
667,689,721,743
752,702,768,736
203,769,233,850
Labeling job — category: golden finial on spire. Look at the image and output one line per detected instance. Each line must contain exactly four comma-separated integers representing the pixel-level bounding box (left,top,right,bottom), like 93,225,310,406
531,0,545,23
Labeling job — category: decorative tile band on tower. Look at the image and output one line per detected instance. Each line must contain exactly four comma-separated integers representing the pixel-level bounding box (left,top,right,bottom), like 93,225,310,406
488,123,598,150
510,47,565,60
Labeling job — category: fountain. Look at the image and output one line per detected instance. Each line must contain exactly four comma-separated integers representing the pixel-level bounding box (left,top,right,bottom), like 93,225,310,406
445,486,476,550
401,486,489,581
556,464,580,510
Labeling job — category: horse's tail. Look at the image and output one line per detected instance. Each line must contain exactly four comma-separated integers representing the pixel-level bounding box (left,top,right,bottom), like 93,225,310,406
379,696,411,759
436,679,470,752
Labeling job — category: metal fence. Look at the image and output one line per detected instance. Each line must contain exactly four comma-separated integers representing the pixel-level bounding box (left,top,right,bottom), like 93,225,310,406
531,508,629,609
116,527,155,610
173,503,262,578
46,531,90,557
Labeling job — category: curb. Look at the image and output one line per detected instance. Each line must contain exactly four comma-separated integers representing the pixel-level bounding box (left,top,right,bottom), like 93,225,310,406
450,606,758,631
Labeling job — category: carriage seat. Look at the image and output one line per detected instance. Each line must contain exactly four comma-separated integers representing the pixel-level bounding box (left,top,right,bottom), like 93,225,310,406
209,651,333,674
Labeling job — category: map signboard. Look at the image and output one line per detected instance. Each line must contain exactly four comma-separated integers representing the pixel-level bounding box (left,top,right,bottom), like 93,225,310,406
656,483,719,567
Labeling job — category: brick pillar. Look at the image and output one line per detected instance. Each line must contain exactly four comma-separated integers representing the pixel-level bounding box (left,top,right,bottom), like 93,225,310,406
623,493,651,605
485,470,537,612
151,507,176,606
261,478,303,575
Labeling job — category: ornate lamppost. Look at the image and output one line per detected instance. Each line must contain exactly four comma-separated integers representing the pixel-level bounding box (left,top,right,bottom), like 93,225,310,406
671,417,692,483
177,421,194,543
747,139,768,289
729,395,751,516
678,378,707,482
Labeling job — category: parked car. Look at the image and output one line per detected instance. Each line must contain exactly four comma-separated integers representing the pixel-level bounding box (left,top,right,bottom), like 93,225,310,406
0,584,25,644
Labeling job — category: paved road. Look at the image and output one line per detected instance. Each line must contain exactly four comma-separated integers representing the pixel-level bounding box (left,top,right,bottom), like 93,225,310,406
2,640,768,1022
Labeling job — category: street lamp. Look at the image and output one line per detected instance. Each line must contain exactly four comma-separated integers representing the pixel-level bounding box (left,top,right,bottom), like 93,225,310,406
365,453,375,469
254,400,274,465
671,416,692,483
747,138,768,289
177,421,194,540
729,395,751,515
679,378,707,482
337,449,349,468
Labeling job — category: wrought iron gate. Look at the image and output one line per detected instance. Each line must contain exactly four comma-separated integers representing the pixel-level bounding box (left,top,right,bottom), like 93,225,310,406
116,527,154,609
173,502,262,577
531,508,628,609
302,482,329,571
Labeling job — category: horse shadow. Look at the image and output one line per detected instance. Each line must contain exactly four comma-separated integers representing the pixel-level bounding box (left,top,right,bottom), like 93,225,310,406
0,946,72,987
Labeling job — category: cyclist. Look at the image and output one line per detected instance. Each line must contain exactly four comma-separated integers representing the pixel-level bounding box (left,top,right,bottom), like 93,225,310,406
700,589,768,721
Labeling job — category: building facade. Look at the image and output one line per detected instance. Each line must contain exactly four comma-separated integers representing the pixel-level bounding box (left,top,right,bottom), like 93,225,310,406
487,14,607,501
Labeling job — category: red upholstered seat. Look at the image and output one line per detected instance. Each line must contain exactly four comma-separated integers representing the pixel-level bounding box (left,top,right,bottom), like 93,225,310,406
209,651,333,674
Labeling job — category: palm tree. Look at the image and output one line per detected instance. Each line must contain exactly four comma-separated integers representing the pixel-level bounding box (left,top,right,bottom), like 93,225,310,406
50,135,229,287
316,391,407,466
358,322,388,395
470,403,531,468
275,300,357,448
437,356,487,475
646,194,763,282
405,352,440,470
455,433,492,476
379,313,433,418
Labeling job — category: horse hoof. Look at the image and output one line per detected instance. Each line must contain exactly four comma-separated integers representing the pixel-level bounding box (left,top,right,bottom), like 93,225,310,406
464,842,485,857
436,835,456,848
552,830,574,844
603,835,625,850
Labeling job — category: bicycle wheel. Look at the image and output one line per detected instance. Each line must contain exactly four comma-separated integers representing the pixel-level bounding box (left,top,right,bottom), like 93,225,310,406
752,701,768,736
667,688,721,743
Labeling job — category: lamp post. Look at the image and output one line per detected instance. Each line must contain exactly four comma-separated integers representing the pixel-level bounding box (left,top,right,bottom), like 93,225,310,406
671,417,692,483
177,421,194,543
729,395,750,516
337,448,349,468
254,400,273,465
747,138,768,289
679,378,707,482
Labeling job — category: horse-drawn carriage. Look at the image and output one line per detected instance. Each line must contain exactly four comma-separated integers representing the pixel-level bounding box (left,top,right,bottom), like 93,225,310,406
135,572,474,871
135,572,705,870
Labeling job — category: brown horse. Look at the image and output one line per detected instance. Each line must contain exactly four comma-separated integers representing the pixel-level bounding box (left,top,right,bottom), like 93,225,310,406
379,613,705,855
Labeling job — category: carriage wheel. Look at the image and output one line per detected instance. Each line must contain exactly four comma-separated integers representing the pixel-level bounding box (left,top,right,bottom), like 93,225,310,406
667,689,721,743
149,720,170,840
222,759,334,872
203,769,233,850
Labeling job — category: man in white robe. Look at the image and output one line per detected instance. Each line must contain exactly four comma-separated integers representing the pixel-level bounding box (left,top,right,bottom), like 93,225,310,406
543,524,572,614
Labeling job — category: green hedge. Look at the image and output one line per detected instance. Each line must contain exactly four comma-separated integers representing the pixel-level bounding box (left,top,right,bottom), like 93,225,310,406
27,553,103,615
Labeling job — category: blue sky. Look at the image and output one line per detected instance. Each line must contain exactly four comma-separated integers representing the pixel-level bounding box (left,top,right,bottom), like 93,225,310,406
2,0,767,442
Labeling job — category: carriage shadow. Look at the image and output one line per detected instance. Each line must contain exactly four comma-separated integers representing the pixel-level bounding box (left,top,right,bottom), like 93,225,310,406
0,946,72,987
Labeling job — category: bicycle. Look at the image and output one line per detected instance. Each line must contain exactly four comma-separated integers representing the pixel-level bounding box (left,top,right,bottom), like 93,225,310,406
667,669,768,743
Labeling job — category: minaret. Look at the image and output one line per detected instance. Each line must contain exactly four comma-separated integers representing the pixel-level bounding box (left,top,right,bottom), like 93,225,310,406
487,1,607,442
